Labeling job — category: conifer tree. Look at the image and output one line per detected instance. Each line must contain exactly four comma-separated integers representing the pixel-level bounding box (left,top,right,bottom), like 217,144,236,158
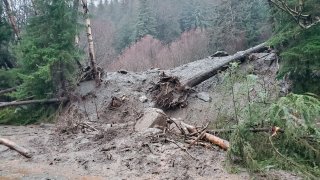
179,0,208,32
16,0,79,98
270,0,320,94
0,2,14,70
135,0,156,41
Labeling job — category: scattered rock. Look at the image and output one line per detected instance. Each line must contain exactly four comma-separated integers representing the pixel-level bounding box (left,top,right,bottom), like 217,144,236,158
249,53,276,64
265,53,277,62
79,138,90,145
118,70,128,74
196,92,212,102
139,95,148,103
135,108,168,132
140,128,163,137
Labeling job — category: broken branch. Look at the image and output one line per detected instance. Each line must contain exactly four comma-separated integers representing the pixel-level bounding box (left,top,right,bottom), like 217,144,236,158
0,138,32,158
181,121,230,150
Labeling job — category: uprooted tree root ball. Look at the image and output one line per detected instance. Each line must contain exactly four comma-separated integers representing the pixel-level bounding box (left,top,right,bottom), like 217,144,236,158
150,72,190,110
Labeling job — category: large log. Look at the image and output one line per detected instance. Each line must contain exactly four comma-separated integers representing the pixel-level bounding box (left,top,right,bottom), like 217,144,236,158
174,42,267,88
0,138,32,158
0,87,17,95
0,97,68,108
152,43,267,109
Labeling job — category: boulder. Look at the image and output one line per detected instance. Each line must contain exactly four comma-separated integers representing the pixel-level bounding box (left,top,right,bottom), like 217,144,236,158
135,108,168,132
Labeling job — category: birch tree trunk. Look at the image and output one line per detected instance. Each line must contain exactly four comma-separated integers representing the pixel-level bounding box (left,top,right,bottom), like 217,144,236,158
2,0,20,39
80,0,100,86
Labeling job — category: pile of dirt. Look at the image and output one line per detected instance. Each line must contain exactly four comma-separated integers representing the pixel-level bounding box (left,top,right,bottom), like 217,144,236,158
0,53,298,179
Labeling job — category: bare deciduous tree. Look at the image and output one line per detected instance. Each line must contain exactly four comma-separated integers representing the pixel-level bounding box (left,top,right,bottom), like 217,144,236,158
81,0,101,86
2,0,20,39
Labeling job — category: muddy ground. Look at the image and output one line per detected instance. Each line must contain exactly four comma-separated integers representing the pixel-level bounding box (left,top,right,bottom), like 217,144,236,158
0,54,301,179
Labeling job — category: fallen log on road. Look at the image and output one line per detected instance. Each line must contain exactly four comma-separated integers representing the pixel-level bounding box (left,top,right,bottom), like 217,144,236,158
0,97,68,108
0,138,32,158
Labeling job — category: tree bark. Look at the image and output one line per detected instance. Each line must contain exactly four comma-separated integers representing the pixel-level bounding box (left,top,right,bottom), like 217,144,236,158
152,43,268,109
0,97,68,108
172,42,267,88
0,138,32,158
181,121,230,150
81,0,100,87
2,0,20,39
0,87,17,96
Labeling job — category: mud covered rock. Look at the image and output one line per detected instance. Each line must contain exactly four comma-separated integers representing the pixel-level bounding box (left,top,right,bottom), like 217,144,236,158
135,108,168,132
196,92,212,102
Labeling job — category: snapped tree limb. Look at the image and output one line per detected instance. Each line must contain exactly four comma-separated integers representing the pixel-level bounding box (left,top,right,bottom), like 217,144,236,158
0,138,32,158
181,121,230,150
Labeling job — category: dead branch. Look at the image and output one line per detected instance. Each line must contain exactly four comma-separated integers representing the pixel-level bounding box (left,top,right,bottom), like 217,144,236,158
0,97,68,108
269,0,320,29
0,138,32,158
181,121,230,150
187,131,206,149
189,122,209,136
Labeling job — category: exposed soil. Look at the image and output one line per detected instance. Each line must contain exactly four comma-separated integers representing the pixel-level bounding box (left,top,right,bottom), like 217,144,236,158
0,54,300,179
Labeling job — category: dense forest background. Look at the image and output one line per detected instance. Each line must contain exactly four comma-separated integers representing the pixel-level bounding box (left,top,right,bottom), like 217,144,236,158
87,0,271,71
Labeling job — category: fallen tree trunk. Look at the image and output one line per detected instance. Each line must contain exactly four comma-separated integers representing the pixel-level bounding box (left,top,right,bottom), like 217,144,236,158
0,87,17,95
181,121,230,150
0,97,68,108
0,138,32,158
152,43,267,109
180,42,267,88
